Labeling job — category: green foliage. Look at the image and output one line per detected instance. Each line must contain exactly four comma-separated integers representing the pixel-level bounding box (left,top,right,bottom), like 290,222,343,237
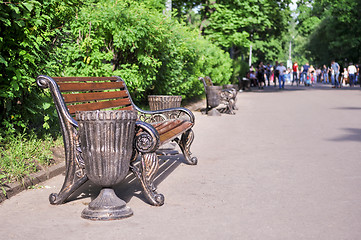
0,133,60,185
0,0,82,137
176,0,292,65
0,0,233,136
59,0,232,104
231,58,249,83
296,0,361,65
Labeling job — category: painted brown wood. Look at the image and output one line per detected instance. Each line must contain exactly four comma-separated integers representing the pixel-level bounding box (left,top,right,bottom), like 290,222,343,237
58,81,125,92
158,122,192,144
67,98,132,114
53,77,118,82
155,120,184,135
62,90,129,103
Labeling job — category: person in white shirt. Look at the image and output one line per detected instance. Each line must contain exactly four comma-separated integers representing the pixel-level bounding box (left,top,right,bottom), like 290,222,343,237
276,62,287,89
348,62,357,87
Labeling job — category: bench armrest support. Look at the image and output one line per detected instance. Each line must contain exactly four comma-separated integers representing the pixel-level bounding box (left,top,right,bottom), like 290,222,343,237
134,121,160,153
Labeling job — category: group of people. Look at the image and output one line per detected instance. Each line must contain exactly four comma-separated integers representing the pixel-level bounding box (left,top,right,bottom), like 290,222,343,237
318,61,359,88
247,61,287,89
246,60,361,89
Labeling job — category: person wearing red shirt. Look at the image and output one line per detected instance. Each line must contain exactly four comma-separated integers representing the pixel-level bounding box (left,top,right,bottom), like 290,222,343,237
292,61,299,86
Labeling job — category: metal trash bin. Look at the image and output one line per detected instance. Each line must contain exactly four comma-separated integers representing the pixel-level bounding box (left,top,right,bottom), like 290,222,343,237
76,110,137,221
206,85,221,116
148,95,182,111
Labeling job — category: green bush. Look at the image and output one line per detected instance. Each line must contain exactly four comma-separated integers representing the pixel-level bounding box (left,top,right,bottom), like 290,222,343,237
0,0,82,137
58,0,232,104
1,0,233,136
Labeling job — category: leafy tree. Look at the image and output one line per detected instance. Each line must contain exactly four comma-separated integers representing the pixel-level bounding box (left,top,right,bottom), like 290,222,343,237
296,0,361,65
0,0,233,137
58,0,232,104
0,0,83,137
173,0,292,66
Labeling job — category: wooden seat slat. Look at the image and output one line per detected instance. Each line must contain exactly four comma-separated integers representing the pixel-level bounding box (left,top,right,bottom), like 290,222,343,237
67,98,133,114
158,122,192,144
62,90,130,103
113,105,134,111
154,120,184,135
58,81,125,92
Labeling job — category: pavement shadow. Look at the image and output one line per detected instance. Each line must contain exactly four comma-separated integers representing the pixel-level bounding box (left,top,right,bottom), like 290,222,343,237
328,128,361,142
333,107,361,110
65,151,185,205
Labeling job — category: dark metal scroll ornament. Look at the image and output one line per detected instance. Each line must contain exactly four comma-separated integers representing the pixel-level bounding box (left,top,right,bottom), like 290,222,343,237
77,110,137,220
219,88,236,115
130,121,165,206
223,84,238,111
173,129,197,165
136,107,193,124
36,75,88,205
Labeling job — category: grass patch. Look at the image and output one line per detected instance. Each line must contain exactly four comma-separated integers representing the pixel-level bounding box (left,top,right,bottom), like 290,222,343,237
0,133,62,191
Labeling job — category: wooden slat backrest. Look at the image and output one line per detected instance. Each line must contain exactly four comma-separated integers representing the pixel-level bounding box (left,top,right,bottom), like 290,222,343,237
52,77,134,115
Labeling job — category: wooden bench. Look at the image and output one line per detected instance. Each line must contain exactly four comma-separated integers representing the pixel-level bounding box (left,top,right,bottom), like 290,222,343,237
36,75,197,206
199,76,237,115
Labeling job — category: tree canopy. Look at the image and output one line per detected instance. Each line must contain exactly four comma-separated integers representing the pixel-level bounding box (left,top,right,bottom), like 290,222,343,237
295,0,361,66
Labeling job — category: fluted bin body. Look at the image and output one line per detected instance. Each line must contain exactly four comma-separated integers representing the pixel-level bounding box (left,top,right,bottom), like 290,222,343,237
148,95,182,111
76,110,137,220
206,86,221,116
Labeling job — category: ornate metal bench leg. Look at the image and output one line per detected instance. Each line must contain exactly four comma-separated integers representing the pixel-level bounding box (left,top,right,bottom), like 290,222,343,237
228,99,236,114
49,175,88,205
130,152,165,206
175,129,198,165
49,131,88,205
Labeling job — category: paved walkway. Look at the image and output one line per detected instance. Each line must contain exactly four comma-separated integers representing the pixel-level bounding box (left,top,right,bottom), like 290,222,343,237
1,83,361,239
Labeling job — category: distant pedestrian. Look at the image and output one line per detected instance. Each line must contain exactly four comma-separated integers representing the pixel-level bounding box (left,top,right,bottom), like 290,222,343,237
331,68,336,87
301,62,310,85
348,62,357,87
331,60,340,88
322,65,329,84
309,65,315,84
341,68,348,87
292,61,299,86
276,62,287,89
274,61,279,87
266,63,271,86
257,62,265,89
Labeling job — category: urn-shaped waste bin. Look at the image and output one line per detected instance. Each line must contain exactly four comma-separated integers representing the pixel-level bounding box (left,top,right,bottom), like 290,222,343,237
206,85,221,116
148,95,182,111
76,110,137,221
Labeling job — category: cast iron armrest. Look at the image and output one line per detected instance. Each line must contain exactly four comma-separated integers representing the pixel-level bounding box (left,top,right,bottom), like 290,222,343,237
133,105,195,124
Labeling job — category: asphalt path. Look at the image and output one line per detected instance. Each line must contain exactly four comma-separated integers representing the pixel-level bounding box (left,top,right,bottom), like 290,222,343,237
1,83,361,239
